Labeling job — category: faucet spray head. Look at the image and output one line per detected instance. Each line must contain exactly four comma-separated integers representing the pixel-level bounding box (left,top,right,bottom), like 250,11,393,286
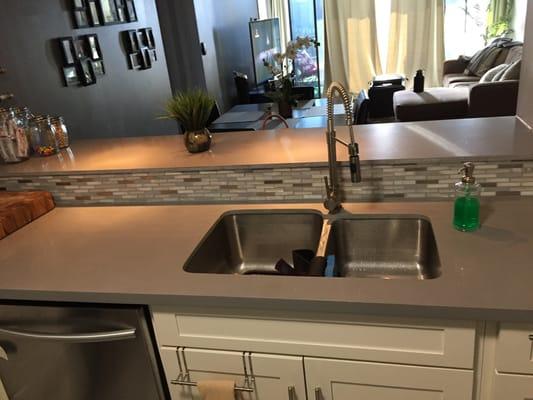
348,143,362,183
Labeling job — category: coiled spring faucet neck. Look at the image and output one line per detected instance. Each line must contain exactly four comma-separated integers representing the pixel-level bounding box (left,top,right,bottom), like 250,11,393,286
323,82,362,214
326,82,354,136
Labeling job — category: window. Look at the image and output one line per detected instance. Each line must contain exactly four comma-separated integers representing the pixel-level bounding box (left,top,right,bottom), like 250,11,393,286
288,0,324,97
444,0,491,59
375,0,491,67
258,0,269,19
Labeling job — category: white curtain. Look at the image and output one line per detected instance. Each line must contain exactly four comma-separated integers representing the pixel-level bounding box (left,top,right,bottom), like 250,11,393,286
266,0,291,51
386,0,445,87
324,0,383,93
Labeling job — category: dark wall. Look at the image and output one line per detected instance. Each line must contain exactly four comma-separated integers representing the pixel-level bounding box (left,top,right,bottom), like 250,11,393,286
156,0,258,112
0,0,175,139
155,0,207,94
194,0,259,111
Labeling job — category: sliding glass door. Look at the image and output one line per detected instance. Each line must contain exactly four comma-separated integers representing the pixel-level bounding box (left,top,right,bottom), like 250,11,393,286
288,0,324,97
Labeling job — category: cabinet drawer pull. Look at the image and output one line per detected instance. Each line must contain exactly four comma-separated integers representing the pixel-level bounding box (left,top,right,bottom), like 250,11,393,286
170,379,254,393
315,387,322,400
288,386,295,400
529,334,533,341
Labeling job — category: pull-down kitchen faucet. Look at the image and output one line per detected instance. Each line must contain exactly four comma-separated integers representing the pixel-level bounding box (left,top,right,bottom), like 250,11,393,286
323,82,362,214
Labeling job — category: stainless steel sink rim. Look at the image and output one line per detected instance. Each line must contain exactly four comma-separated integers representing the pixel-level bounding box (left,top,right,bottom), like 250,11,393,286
183,210,441,280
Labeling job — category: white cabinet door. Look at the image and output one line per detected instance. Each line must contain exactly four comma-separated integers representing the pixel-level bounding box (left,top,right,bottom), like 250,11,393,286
160,347,306,400
305,357,473,400
495,323,533,374
492,373,533,400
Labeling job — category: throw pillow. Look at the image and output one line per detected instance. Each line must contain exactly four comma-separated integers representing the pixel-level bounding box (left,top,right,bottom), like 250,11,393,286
500,59,521,81
480,64,508,83
465,46,504,77
492,63,509,81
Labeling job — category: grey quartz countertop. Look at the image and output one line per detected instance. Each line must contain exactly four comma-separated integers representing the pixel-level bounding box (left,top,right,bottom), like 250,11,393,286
1,116,533,176
0,199,532,320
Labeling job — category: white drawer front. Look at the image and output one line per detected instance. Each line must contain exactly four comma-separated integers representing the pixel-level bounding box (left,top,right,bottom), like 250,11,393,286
492,373,533,400
496,323,533,374
305,357,474,400
152,309,476,369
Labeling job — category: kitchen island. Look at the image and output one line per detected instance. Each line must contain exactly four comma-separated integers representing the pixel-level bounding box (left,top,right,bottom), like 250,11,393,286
1,199,532,399
2,117,533,400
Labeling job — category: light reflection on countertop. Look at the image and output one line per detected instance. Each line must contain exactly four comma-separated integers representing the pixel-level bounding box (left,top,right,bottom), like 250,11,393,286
1,116,532,175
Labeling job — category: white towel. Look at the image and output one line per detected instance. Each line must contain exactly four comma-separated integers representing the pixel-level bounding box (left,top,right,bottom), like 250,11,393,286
197,380,235,400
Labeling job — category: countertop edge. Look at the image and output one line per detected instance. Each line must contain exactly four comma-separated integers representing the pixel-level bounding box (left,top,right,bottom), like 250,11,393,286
2,154,533,177
2,288,533,322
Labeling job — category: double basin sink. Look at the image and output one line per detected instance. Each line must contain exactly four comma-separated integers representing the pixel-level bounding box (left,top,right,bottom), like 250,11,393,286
184,210,441,280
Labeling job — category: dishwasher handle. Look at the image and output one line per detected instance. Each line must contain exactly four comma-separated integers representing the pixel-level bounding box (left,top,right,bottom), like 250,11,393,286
0,326,136,343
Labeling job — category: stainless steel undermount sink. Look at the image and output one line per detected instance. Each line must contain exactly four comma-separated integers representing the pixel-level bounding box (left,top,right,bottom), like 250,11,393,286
184,211,441,280
326,216,441,280
183,210,324,274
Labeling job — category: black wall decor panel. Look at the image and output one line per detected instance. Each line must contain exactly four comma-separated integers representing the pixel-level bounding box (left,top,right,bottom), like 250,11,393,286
123,27,157,70
0,0,174,139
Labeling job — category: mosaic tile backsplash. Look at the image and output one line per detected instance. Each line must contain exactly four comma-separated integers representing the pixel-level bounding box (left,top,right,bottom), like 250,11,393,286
1,159,532,205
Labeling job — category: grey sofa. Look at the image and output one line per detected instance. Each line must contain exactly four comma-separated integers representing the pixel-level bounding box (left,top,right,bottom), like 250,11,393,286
442,44,522,117
394,43,522,122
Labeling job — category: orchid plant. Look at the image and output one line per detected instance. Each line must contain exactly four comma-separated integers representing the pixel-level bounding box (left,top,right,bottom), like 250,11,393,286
263,36,317,104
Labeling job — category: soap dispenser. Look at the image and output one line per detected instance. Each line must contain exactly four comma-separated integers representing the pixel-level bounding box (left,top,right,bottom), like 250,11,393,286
453,162,481,232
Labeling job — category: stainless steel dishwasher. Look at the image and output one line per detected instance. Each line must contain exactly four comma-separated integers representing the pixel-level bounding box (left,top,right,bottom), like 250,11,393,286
0,303,167,400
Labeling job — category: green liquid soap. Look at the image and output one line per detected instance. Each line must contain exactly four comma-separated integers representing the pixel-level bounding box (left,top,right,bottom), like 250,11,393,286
453,196,480,232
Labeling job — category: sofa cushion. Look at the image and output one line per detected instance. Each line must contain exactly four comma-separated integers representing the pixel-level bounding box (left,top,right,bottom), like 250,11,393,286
465,46,504,77
492,63,509,81
505,46,523,64
393,88,469,122
443,73,480,87
492,47,511,66
500,59,521,81
450,82,478,90
480,63,509,82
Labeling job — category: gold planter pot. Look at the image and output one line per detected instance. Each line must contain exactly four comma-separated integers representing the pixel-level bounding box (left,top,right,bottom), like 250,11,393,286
183,128,212,153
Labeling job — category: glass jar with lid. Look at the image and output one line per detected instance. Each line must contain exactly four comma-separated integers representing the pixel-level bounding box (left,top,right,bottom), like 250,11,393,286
31,115,59,157
0,108,29,163
17,107,34,148
27,117,41,153
51,116,69,149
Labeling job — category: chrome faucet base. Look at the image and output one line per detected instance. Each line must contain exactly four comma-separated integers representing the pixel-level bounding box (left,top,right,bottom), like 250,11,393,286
324,199,342,214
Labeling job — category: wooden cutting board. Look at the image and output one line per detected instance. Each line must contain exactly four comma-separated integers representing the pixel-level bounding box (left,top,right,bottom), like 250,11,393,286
0,191,55,240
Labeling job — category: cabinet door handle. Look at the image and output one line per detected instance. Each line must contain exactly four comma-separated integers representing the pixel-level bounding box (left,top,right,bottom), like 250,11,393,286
288,386,295,400
529,334,533,341
315,387,322,400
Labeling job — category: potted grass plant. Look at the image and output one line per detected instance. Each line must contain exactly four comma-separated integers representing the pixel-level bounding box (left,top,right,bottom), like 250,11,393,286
163,90,215,153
